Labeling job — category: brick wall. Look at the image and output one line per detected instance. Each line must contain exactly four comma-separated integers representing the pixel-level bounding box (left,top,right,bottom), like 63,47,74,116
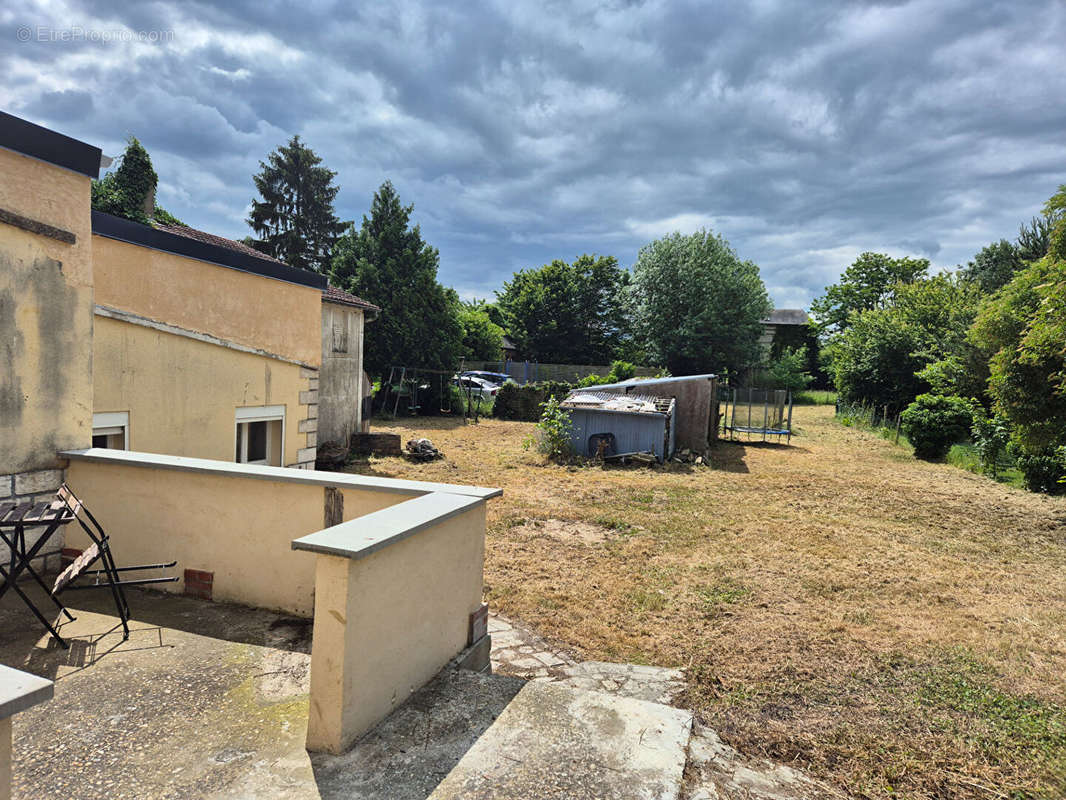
0,469,65,574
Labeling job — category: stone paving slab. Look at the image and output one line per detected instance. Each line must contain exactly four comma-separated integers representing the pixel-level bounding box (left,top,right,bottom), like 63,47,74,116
428,679,693,800
490,612,686,705
488,611,576,679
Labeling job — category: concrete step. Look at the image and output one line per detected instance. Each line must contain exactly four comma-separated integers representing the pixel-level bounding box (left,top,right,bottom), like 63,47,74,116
545,660,687,706
428,679,693,800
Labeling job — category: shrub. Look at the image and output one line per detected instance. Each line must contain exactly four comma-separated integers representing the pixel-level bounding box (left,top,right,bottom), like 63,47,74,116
970,407,1012,478
1012,446,1066,494
493,380,573,421
900,394,974,460
576,360,638,388
524,396,573,461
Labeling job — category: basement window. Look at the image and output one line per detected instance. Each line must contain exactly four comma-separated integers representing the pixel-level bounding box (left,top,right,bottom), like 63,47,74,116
235,405,284,466
92,411,129,449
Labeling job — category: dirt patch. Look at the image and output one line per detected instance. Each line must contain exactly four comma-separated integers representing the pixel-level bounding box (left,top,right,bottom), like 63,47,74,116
514,518,634,545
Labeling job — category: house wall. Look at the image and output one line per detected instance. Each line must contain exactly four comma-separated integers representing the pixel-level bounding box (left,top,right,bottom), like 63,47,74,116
0,147,94,478
0,146,95,562
63,458,418,615
318,302,366,447
92,235,323,367
92,314,318,467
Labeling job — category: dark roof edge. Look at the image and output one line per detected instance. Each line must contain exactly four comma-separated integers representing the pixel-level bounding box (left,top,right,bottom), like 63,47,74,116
0,111,102,178
91,211,328,290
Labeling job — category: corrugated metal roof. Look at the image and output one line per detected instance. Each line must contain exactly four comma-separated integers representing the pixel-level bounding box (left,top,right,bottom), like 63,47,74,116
562,391,672,414
571,373,716,392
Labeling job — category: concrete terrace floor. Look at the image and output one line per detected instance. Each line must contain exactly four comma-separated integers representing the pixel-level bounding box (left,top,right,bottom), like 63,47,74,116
1,585,318,799
4,586,667,800
1,584,833,800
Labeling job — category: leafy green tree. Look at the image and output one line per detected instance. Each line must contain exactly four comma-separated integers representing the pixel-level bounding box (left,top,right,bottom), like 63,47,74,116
630,230,771,375
830,274,981,411
496,254,632,363
810,252,929,337
970,255,1066,459
457,306,504,360
247,135,347,272
765,346,813,393
462,298,507,330
962,239,1021,294
329,181,462,375
1044,184,1066,263
92,136,184,225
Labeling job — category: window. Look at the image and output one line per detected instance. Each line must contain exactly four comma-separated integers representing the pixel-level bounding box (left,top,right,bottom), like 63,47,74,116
235,406,284,466
92,412,129,449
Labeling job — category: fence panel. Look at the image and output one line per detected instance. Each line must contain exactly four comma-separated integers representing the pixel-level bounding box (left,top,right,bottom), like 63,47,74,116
461,360,659,385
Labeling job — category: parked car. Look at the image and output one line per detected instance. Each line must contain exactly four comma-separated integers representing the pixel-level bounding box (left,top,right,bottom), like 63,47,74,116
461,370,512,386
454,375,500,400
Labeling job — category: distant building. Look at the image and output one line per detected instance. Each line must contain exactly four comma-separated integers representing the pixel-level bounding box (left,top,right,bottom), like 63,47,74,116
501,334,518,361
759,309,809,357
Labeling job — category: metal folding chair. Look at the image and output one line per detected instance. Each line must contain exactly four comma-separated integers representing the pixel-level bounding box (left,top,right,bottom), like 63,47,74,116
51,484,178,644
0,499,76,646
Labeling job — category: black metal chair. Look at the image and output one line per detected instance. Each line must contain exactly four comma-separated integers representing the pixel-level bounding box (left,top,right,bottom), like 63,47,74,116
50,484,177,645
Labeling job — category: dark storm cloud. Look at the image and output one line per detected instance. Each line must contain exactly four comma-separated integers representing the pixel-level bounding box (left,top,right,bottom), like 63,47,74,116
4,0,1065,307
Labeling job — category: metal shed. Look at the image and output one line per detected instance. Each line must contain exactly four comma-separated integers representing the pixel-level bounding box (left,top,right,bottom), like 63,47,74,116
561,392,676,462
571,373,718,453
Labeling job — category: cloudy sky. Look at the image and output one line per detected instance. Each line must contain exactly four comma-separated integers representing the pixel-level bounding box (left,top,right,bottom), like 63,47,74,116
3,1,1064,308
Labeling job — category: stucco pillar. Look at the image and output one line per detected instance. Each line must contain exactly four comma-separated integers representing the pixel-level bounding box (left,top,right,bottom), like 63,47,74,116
1,716,11,800
305,554,350,754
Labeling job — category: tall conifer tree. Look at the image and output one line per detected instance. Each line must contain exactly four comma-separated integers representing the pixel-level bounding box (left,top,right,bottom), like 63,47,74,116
247,136,347,272
330,181,462,375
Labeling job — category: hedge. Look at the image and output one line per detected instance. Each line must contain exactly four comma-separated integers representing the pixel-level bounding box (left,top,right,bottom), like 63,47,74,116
493,380,574,421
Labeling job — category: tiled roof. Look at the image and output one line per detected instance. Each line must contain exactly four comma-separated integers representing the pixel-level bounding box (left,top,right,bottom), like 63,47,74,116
322,284,380,312
762,309,809,326
154,222,287,264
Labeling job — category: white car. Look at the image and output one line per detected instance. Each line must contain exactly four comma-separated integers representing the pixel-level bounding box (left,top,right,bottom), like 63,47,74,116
453,375,499,400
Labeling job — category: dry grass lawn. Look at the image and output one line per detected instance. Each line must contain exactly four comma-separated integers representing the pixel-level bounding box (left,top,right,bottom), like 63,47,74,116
348,404,1066,799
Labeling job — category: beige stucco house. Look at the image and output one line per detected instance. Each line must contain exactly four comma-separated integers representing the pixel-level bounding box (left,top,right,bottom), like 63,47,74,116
1,112,495,774
1,109,378,502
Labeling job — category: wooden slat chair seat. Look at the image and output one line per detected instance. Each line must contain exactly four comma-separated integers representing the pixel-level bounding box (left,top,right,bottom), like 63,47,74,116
52,543,101,595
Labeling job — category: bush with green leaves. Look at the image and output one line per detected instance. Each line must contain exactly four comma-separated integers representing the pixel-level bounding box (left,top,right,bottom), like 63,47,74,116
493,380,573,421
970,407,1012,478
524,397,574,462
900,394,974,460
576,360,638,388
1011,446,1066,494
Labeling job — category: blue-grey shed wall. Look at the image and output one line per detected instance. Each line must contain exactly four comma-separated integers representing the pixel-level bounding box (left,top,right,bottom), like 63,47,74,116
566,409,671,461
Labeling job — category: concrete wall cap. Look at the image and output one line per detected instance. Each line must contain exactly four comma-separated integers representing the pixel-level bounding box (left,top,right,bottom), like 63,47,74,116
0,664,53,719
60,448,502,500
291,491,486,561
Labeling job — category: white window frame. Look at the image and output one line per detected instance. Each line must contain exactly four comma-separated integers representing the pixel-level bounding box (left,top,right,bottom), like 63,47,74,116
92,411,129,449
234,405,285,466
